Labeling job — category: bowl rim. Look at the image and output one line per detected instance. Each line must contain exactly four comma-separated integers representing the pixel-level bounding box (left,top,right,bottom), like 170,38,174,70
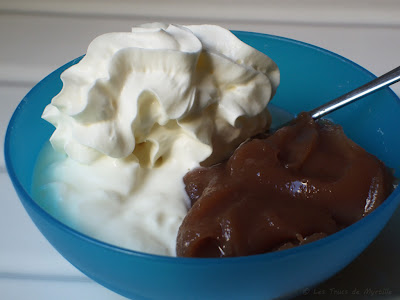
4,30,400,265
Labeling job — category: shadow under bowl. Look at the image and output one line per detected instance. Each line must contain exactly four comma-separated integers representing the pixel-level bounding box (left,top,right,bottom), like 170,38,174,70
5,31,400,300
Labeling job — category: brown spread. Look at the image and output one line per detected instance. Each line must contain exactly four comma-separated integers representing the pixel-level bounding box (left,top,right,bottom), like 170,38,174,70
176,113,394,258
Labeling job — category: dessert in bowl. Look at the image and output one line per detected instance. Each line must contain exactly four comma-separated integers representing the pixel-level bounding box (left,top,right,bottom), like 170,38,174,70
5,25,400,300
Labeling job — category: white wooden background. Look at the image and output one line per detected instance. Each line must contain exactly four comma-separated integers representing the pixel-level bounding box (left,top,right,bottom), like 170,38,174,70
1,1,400,299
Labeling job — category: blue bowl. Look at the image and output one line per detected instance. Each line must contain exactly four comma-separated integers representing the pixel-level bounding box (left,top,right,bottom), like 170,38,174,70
5,31,400,300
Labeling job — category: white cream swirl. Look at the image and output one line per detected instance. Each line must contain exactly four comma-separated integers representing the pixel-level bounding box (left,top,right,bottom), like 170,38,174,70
42,23,279,165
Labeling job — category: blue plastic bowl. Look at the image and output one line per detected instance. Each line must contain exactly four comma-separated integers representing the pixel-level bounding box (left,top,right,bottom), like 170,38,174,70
5,31,400,300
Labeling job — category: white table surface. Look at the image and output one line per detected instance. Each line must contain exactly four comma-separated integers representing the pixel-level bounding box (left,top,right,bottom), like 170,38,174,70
1,4,400,299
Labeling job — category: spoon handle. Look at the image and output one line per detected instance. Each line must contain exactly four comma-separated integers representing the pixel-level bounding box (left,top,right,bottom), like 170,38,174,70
309,66,400,119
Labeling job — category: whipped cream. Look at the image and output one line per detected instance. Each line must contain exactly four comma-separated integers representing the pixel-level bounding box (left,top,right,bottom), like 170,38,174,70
35,23,279,256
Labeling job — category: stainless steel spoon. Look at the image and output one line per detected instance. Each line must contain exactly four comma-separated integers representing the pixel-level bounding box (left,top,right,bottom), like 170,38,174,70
273,66,400,130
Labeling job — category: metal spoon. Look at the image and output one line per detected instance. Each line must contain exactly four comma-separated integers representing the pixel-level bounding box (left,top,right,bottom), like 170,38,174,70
273,66,400,130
